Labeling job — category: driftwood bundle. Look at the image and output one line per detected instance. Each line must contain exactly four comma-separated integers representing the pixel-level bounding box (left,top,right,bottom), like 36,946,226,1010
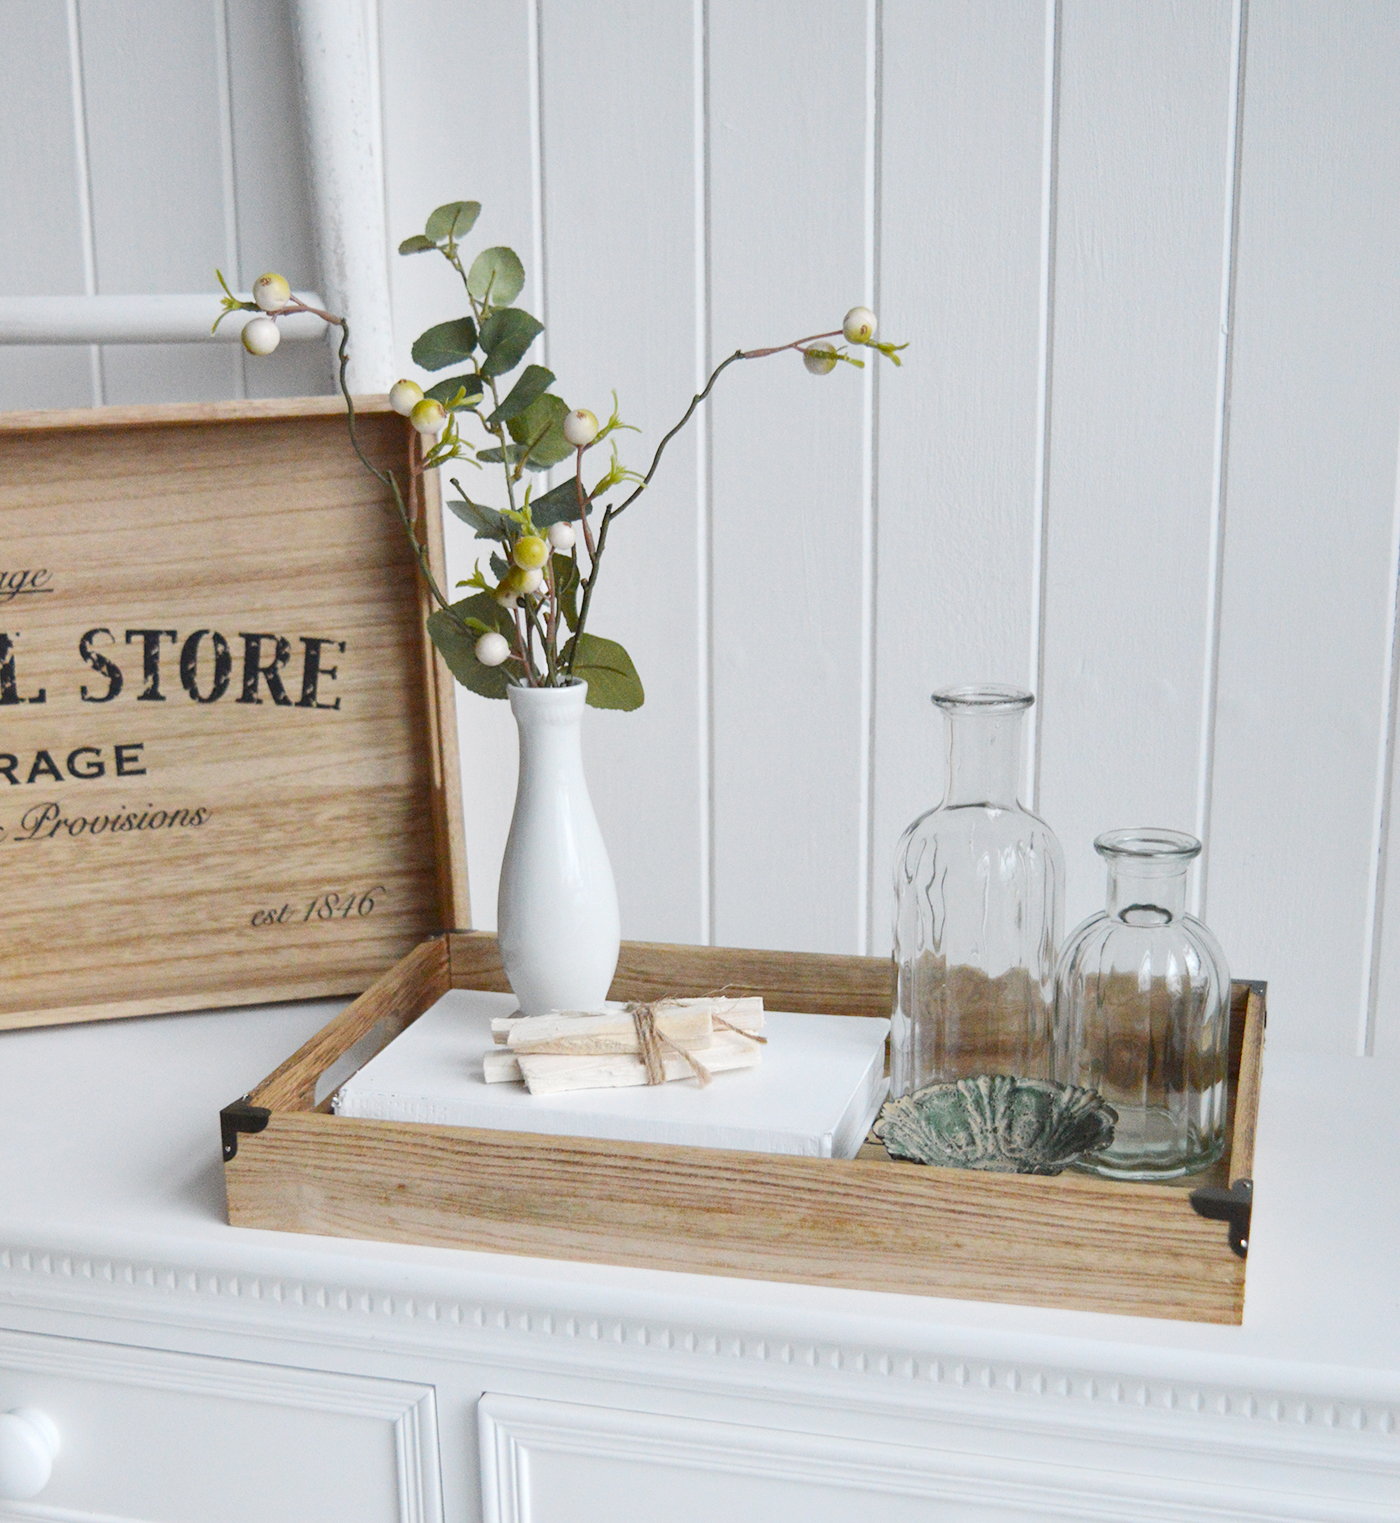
483,996,766,1095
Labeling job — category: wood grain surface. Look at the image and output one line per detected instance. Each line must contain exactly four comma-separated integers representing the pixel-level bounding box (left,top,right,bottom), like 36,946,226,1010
226,1108,1244,1321
444,932,897,1017
0,397,467,1027
226,936,1262,1322
1228,983,1265,1186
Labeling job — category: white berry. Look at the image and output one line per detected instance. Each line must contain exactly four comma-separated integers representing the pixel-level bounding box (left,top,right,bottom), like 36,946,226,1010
803,342,837,375
516,566,544,595
253,272,291,311
389,379,424,416
842,306,877,343
475,631,510,666
410,397,447,435
547,522,576,550
563,408,599,447
241,315,280,355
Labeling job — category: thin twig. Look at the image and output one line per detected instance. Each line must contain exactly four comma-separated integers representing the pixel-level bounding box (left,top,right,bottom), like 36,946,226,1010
325,320,474,639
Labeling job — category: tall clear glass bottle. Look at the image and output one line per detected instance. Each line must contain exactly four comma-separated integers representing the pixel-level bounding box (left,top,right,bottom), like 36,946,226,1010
1052,829,1230,1179
891,685,1065,1097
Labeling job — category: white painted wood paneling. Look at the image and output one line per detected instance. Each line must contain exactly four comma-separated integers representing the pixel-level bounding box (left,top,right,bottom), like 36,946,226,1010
77,0,242,404
1037,0,1236,935
0,0,330,405
9,1,1400,1054
378,0,541,933
870,0,1049,956
0,0,97,411
536,0,705,944
1207,1,1400,1055
707,0,871,953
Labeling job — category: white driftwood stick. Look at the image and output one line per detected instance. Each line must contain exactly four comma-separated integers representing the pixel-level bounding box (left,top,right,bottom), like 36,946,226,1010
514,1030,764,1096
482,1050,525,1084
505,1007,713,1055
491,996,765,1046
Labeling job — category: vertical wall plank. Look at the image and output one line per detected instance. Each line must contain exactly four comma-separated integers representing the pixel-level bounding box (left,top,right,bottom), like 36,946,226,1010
227,0,332,401
1037,0,1235,934
0,0,94,410
379,0,540,931
869,0,1049,956
1370,512,1400,1060
77,0,241,403
536,0,704,943
707,0,870,953
1210,2,1400,1053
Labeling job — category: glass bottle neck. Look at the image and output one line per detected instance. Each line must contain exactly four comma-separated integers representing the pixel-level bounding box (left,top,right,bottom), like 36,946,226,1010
943,710,1025,809
1106,859,1189,924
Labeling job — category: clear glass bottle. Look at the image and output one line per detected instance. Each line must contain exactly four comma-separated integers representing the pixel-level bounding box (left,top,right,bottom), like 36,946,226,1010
891,685,1064,1097
1052,828,1230,1179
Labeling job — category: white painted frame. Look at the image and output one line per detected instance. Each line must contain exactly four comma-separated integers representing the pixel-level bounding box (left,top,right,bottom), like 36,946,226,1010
0,294,327,345
478,1391,1397,1523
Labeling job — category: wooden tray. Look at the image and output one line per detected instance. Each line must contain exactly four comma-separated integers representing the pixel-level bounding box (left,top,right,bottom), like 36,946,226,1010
222,932,1265,1323
0,398,468,1029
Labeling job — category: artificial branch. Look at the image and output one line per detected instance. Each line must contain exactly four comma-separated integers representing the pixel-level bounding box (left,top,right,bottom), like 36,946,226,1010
227,203,899,711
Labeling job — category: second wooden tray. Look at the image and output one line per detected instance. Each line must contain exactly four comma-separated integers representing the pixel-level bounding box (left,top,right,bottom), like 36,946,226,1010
0,398,468,1029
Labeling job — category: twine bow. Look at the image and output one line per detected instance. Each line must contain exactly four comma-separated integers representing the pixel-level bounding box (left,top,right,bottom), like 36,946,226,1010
626,992,768,1087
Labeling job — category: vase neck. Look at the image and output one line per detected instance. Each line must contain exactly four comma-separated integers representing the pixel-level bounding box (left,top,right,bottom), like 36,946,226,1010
507,680,587,775
1096,828,1200,925
939,705,1027,809
507,679,587,727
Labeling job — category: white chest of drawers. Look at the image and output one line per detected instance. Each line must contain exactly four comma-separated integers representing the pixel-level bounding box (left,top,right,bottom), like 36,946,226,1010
0,1001,1395,1521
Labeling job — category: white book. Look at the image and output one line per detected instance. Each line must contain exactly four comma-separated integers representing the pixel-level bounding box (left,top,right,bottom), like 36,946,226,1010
332,988,890,1159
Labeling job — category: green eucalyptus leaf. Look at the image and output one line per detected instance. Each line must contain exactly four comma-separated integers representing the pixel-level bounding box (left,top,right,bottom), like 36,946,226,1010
427,593,514,699
486,364,555,428
424,371,484,405
528,477,586,527
568,633,644,711
425,200,480,241
506,393,572,470
489,551,510,580
411,317,478,371
447,498,509,540
466,246,525,306
478,307,543,379
553,553,580,631
478,443,533,466
398,234,438,255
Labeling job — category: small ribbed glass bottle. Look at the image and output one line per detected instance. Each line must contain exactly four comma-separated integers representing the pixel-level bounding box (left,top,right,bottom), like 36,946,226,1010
890,685,1065,1097
1052,828,1231,1179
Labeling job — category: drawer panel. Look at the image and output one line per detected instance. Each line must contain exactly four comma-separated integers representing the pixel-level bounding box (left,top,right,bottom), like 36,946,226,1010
0,1329,439,1523
478,1393,1386,1523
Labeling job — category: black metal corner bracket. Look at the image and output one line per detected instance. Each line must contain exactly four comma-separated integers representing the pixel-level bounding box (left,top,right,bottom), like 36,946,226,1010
220,1099,272,1161
1190,1177,1253,1259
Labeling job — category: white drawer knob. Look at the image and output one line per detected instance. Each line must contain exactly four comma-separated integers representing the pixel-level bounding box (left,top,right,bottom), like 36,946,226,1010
0,1408,60,1500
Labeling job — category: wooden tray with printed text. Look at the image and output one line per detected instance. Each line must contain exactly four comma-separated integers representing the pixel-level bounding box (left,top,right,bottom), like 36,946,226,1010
0,398,468,1029
222,932,1265,1324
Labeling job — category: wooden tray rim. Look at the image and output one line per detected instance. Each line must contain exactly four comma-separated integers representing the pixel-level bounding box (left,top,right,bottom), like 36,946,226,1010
0,393,394,434
222,932,1264,1323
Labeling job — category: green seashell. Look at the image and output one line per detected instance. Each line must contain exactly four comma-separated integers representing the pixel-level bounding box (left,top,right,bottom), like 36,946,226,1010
873,1075,1117,1175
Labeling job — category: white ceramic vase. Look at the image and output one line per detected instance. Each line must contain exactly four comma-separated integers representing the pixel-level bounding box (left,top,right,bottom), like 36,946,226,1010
496,680,621,1017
